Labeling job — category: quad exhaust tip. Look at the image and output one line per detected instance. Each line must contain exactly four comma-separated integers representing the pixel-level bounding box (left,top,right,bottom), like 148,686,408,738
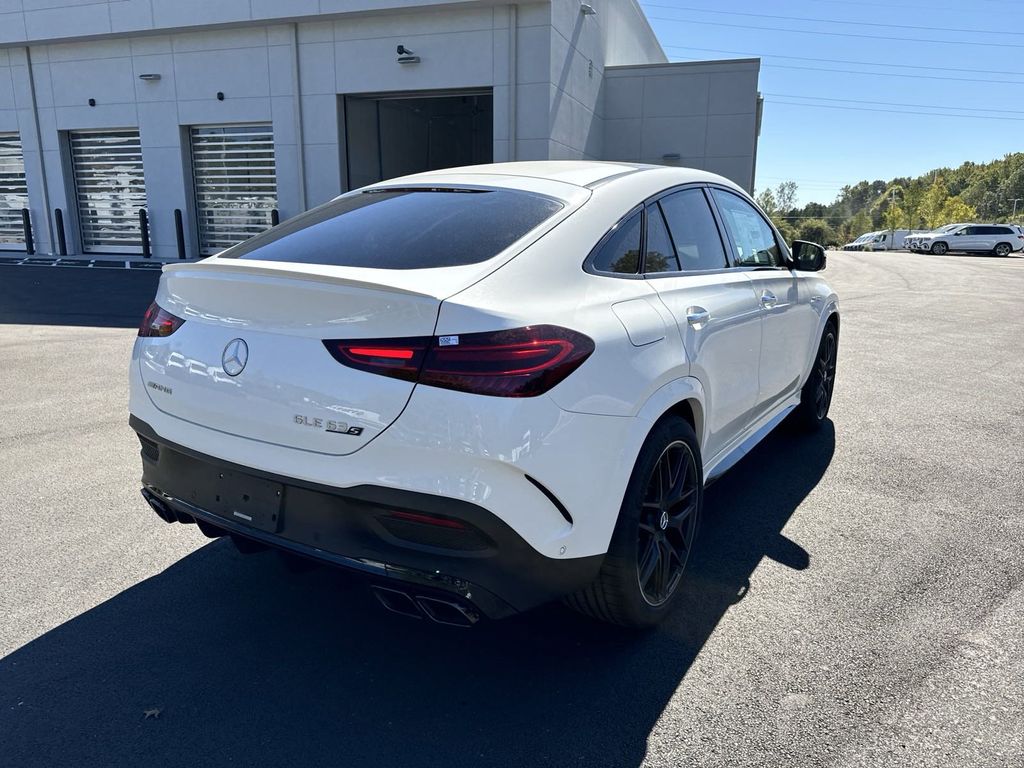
371,586,480,627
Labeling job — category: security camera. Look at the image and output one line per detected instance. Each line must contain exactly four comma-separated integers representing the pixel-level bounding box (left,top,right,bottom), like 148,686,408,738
397,45,414,55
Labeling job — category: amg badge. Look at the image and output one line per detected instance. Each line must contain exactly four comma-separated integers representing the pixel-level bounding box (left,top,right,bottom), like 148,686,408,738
294,414,364,436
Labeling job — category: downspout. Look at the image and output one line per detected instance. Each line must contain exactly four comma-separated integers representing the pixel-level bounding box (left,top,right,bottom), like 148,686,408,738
508,5,517,161
24,47,54,254
291,23,308,212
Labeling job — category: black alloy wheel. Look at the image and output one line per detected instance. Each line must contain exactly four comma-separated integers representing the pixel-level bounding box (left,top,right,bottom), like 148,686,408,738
637,440,699,606
814,329,837,420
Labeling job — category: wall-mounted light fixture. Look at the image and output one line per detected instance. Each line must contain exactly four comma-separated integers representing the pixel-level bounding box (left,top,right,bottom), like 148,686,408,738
138,73,161,81
397,44,420,64
580,3,597,16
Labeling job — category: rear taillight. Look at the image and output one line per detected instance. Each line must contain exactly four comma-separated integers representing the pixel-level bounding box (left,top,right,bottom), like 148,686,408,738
323,325,594,397
138,302,185,337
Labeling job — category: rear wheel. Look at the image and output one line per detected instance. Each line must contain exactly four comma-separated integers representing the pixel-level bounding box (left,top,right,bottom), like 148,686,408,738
994,242,1012,257
565,416,702,628
930,242,948,255
792,322,838,432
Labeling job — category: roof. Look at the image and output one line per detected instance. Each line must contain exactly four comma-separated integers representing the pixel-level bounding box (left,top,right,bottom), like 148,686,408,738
379,161,731,190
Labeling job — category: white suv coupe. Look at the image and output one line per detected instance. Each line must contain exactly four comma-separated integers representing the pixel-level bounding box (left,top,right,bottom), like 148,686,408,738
131,162,839,628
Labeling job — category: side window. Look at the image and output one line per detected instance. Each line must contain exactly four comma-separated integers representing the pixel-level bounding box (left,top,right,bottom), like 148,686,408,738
644,204,680,273
591,211,642,274
961,226,976,235
711,188,783,267
659,189,728,271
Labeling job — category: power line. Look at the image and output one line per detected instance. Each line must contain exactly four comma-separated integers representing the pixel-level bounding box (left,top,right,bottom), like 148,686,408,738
662,44,1024,78
767,99,1024,121
667,54,1024,85
763,92,1024,116
647,14,1024,49
642,3,1024,36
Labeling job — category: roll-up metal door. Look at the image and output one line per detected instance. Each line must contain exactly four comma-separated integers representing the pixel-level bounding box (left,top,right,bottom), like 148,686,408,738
70,129,147,254
0,133,29,247
191,125,277,256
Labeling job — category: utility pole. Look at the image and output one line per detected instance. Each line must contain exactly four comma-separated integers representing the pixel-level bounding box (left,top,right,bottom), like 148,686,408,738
1011,198,1023,221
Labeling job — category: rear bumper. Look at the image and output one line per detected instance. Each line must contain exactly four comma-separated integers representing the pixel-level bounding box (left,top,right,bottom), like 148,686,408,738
132,416,603,619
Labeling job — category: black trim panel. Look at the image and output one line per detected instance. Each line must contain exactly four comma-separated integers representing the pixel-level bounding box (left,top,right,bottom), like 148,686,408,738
130,416,603,619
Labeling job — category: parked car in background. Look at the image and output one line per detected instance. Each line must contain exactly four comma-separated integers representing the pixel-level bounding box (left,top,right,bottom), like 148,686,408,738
841,231,880,251
907,224,970,252
916,223,1023,256
863,230,914,251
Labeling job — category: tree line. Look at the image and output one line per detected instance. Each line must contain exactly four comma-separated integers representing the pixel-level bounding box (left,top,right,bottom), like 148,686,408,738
756,152,1023,246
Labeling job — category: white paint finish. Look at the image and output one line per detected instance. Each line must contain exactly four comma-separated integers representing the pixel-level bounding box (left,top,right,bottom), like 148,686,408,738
612,298,668,347
514,81,550,140
173,47,271,99
331,4,495,40
705,113,756,158
49,57,136,107
301,141,341,206
267,45,293,98
640,115,707,160
296,41,334,95
708,68,759,115
252,0,319,21
110,0,153,35
175,96,271,126
137,98,179,147
24,4,111,40
131,54,175,103
0,13,26,45
515,24,550,84
152,0,251,31
334,29,494,94
641,73,709,119
602,117,641,160
298,93,337,145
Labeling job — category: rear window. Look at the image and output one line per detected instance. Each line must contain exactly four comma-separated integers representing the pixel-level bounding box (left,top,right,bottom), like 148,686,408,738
224,188,564,269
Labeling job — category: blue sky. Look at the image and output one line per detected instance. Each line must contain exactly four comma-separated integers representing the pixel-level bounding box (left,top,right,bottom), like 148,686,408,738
641,0,1024,205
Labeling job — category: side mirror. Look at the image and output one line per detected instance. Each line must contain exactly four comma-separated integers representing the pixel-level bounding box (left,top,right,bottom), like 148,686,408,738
791,240,826,271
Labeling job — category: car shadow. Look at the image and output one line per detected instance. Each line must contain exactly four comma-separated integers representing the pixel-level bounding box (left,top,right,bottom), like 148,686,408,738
0,265,159,327
0,422,835,767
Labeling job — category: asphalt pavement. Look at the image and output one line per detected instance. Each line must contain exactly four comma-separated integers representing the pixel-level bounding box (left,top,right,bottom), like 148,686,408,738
1,250,1021,767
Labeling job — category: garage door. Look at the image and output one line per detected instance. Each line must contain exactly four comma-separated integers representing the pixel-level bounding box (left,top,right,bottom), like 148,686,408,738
191,125,277,256
70,129,147,254
0,133,29,247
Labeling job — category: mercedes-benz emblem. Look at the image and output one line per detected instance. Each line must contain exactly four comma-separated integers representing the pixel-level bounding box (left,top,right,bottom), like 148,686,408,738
222,338,249,377
659,510,669,531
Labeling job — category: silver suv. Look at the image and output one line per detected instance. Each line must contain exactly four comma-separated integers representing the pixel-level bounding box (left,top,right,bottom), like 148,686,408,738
917,224,1024,256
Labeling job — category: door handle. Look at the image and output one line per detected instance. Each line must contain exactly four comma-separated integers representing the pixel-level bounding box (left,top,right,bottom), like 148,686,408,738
760,290,778,309
686,306,711,328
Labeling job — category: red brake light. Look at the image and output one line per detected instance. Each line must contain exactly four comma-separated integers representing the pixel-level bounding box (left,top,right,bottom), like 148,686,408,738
323,325,594,397
138,302,185,337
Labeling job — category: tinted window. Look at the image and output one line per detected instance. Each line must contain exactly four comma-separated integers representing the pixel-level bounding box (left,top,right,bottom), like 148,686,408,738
711,189,782,267
644,204,680,273
591,211,642,274
659,189,728,271
225,188,564,269
984,226,1013,235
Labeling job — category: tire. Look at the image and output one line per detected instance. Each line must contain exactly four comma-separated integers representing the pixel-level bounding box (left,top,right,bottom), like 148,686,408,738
994,242,1012,257
565,415,702,628
791,321,838,432
930,242,948,255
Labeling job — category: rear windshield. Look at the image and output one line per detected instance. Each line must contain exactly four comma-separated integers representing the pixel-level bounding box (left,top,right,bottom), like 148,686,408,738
223,188,564,269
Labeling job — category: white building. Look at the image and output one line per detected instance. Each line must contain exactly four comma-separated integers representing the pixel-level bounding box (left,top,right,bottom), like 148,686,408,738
0,0,761,261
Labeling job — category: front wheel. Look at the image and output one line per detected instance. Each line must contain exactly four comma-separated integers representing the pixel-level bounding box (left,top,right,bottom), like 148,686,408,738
565,416,702,628
930,242,948,255
792,322,838,432
994,242,1012,257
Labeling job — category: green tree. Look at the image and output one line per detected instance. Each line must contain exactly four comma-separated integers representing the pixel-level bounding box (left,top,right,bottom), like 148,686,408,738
938,196,978,226
882,202,905,233
774,181,798,213
796,218,837,246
